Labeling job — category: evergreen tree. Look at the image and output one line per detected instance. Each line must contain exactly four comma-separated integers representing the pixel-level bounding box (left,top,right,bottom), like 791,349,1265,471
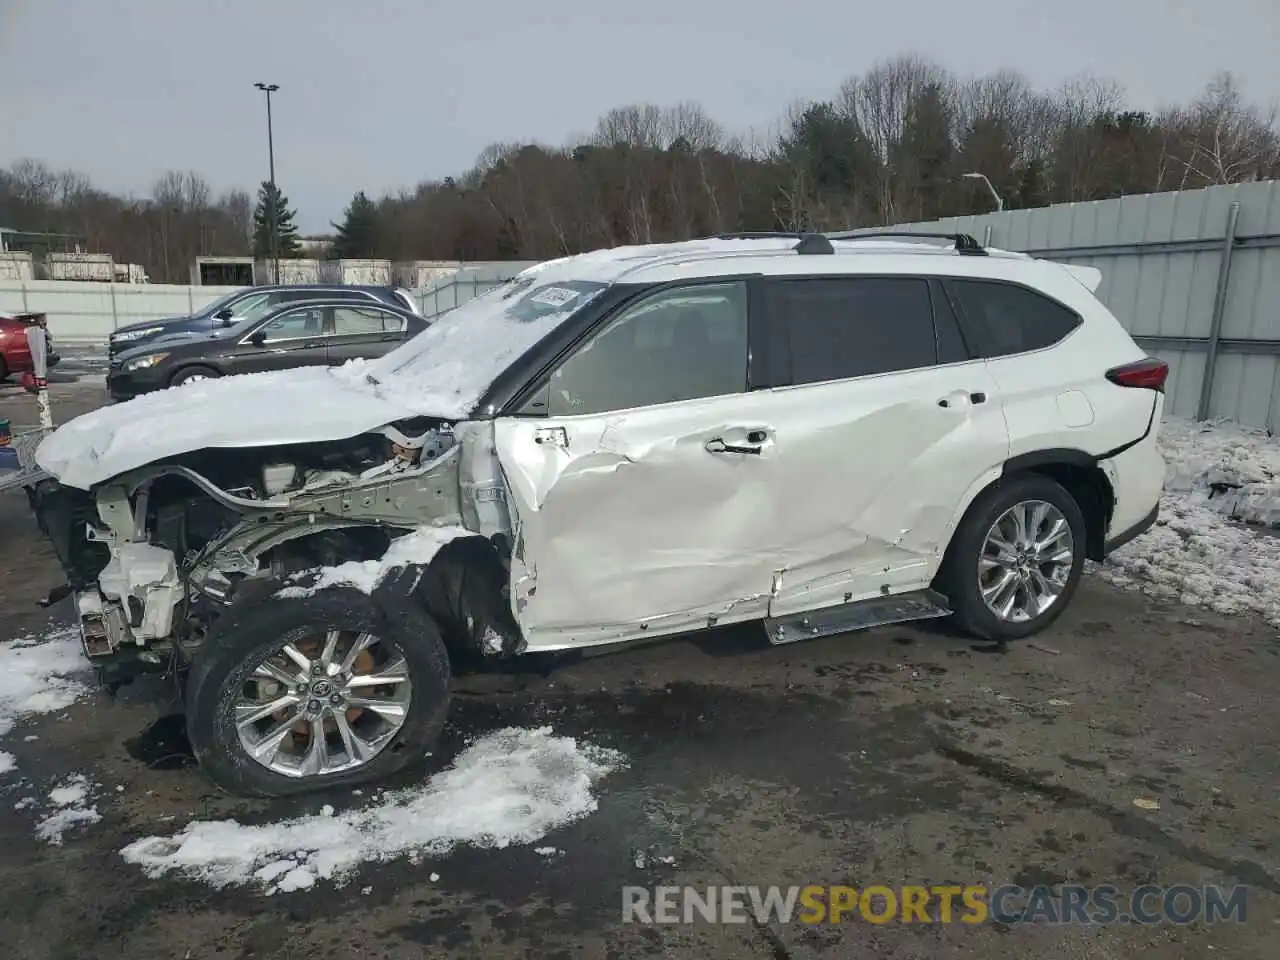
252,181,301,260
331,191,381,258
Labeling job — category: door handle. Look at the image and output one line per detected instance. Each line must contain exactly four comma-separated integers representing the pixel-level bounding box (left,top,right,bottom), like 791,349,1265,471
706,438,762,455
937,391,988,408
533,426,568,448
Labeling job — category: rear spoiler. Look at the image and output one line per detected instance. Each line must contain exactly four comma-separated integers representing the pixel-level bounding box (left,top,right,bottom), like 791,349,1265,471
1060,264,1102,293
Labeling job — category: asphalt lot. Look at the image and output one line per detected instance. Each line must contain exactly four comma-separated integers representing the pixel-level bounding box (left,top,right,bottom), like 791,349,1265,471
1,370,1278,959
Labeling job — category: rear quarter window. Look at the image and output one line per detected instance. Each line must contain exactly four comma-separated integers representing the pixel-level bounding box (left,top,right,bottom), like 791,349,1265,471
946,279,1082,358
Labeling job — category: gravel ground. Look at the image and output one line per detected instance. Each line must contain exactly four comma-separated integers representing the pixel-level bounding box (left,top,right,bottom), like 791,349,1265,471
0,375,1276,960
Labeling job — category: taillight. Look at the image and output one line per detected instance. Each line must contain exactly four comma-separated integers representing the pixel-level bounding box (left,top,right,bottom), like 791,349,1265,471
1106,357,1169,392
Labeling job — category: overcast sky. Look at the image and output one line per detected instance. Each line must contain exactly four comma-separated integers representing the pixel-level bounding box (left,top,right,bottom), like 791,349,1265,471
2,0,1277,233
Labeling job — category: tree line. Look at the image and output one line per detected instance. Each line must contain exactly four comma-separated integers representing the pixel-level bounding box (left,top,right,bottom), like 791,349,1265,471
4,58,1278,282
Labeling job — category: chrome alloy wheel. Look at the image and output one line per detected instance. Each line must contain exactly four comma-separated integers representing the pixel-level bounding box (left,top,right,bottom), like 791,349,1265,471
234,630,412,778
978,499,1075,623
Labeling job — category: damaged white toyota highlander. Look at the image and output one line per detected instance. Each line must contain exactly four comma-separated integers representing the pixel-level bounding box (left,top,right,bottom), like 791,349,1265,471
26,231,1166,796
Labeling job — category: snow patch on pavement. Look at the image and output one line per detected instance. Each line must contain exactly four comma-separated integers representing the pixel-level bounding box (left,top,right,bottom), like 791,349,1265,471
0,627,90,775
119,726,624,894
1094,417,1280,626
277,524,471,597
35,774,101,845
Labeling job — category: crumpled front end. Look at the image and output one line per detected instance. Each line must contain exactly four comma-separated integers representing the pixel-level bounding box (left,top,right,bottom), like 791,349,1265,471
29,418,485,679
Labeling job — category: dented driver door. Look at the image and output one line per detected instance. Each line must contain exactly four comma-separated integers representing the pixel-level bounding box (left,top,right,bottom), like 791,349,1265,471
492,279,782,650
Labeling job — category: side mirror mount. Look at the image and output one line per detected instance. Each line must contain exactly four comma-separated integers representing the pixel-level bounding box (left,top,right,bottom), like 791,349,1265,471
249,330,267,346
214,308,233,321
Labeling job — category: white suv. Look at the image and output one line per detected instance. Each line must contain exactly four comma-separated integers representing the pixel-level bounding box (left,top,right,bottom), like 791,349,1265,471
29,232,1166,796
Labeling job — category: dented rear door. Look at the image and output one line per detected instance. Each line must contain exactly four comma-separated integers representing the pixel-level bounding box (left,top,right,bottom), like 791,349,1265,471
756,275,1011,617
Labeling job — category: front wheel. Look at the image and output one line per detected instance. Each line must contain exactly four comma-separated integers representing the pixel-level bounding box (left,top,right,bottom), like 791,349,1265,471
185,586,451,797
170,365,220,387
937,474,1087,642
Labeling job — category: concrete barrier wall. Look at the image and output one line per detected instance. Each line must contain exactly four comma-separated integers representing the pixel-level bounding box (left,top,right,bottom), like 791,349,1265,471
0,281,242,343
0,260,541,344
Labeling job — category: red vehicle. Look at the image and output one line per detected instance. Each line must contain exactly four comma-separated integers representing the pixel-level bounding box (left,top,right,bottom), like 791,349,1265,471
0,312,60,382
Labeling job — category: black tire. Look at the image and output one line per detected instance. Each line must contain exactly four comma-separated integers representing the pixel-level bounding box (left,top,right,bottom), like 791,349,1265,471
185,584,451,798
169,365,220,387
936,473,1087,642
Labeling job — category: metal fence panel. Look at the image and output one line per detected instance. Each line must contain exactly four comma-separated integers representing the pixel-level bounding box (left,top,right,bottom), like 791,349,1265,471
413,261,540,319
884,180,1280,429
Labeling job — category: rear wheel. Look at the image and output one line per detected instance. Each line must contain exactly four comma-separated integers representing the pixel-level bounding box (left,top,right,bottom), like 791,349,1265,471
185,586,451,797
937,474,1086,642
170,365,219,387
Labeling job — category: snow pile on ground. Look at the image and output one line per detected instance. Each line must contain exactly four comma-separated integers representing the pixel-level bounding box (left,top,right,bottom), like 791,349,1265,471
1094,417,1280,626
1158,417,1280,527
277,524,471,598
34,774,101,844
120,726,625,894
0,627,90,775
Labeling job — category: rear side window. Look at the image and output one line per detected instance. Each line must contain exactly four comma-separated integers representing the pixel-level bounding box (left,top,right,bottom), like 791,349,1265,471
768,277,936,385
947,280,1081,358
334,306,404,335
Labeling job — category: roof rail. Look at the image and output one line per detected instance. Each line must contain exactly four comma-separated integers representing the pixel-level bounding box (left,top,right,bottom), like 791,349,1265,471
826,230,987,256
710,230,834,254
713,231,808,240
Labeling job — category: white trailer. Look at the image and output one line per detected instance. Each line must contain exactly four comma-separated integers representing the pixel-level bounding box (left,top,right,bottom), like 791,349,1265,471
392,260,462,289
319,258,392,286
43,252,114,282
256,258,321,285
0,252,35,282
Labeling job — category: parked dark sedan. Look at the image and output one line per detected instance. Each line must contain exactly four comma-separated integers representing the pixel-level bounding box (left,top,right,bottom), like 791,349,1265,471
106,299,427,401
107,284,421,360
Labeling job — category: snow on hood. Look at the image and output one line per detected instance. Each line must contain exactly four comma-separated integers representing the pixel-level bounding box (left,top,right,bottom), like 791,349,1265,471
36,366,416,490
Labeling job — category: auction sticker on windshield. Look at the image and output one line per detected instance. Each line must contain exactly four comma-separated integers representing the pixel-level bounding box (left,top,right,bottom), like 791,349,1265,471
530,286,582,307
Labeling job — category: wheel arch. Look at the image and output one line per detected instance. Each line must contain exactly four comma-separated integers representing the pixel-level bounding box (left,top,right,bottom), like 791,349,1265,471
1000,449,1114,561
937,448,1115,580
167,361,224,387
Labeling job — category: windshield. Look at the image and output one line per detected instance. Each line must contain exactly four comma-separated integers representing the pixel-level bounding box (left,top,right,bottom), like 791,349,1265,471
336,276,609,419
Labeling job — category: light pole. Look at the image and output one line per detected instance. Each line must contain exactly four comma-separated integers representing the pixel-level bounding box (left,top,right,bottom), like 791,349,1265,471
254,82,280,284
963,171,1004,212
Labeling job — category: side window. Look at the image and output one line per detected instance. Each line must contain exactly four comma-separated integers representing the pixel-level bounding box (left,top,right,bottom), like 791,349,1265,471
334,307,402,335
769,277,935,385
546,282,748,417
258,307,325,342
228,292,270,318
948,280,1082,358
236,292,299,325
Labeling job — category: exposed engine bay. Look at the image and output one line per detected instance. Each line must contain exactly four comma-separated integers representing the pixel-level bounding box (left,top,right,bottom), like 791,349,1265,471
28,416,521,682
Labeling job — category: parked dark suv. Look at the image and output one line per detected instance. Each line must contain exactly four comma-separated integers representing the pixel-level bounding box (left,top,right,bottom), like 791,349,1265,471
107,285,421,359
